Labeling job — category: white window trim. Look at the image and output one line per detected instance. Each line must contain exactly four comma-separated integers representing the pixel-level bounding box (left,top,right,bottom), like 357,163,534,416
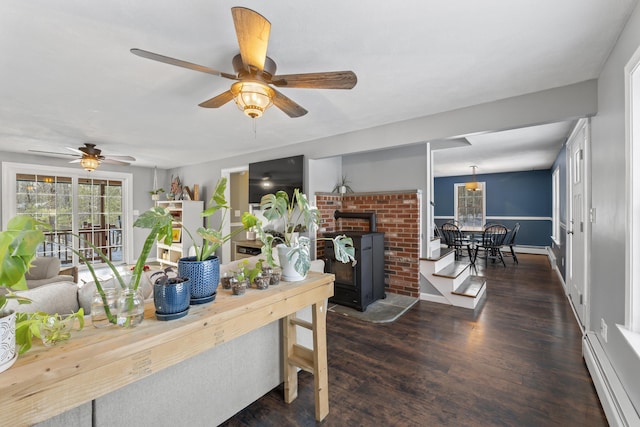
625,44,640,335
2,162,135,265
552,167,560,245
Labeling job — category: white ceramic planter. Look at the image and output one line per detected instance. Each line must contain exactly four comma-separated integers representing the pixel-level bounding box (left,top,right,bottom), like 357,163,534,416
277,244,307,282
0,311,17,374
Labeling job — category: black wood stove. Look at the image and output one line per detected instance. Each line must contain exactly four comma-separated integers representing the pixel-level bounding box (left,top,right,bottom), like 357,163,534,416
324,211,385,311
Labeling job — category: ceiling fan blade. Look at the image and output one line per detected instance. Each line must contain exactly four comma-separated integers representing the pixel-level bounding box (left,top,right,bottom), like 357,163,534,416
66,147,84,154
231,7,270,71
272,71,358,89
199,90,235,108
69,159,81,163
272,89,308,118
105,155,136,162
28,149,79,158
102,159,130,166
131,48,237,80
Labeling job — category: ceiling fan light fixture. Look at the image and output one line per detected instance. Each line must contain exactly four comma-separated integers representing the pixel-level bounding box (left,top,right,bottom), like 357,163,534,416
80,156,100,172
231,81,275,118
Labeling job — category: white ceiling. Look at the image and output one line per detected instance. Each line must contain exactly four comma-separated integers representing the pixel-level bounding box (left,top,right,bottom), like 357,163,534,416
0,0,636,175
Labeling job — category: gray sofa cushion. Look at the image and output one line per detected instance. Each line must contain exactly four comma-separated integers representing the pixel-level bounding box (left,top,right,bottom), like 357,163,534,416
5,281,80,315
25,257,75,289
78,272,154,315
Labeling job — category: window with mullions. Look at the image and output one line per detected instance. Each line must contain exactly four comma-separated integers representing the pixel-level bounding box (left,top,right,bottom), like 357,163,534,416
16,174,74,263
454,183,486,228
4,164,131,267
77,178,124,264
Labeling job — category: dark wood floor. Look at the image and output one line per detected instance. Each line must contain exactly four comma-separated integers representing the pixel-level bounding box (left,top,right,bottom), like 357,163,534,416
220,254,607,426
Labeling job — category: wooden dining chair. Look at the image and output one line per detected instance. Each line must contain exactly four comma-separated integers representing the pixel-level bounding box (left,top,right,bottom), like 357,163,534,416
474,224,508,267
441,222,471,260
502,223,520,264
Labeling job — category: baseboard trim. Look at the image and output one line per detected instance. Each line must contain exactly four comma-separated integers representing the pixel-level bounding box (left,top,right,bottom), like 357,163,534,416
583,332,640,427
419,293,451,305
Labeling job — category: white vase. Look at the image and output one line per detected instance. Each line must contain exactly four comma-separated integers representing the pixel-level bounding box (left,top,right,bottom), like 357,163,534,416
0,311,17,374
277,244,307,282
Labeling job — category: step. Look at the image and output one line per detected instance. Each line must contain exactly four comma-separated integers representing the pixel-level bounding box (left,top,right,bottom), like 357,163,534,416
420,247,455,262
452,275,486,298
433,261,470,279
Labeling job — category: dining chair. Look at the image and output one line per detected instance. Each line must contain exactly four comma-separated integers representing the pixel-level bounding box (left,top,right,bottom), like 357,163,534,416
474,224,508,267
441,222,472,260
502,223,520,264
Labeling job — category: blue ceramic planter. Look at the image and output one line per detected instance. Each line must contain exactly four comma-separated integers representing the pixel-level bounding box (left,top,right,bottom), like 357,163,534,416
153,278,191,320
178,255,220,304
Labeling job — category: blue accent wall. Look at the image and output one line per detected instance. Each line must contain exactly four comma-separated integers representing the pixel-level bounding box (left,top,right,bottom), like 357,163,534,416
434,169,552,247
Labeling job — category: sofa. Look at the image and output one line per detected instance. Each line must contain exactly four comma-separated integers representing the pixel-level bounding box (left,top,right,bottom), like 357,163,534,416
24,257,76,288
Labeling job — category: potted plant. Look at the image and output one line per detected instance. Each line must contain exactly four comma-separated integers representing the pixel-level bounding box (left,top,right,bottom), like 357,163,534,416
15,309,85,354
150,267,190,320
150,188,165,201
0,215,46,371
332,175,353,194
257,189,356,281
73,206,174,327
179,177,258,304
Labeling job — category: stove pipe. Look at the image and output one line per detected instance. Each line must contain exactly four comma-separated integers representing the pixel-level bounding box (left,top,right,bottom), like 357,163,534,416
333,210,377,232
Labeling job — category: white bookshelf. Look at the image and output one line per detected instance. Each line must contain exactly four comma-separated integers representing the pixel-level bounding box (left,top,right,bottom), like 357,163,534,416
155,200,203,267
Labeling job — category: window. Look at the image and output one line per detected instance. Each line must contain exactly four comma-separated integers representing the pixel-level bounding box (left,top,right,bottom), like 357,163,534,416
454,182,485,228
3,162,132,267
552,168,560,244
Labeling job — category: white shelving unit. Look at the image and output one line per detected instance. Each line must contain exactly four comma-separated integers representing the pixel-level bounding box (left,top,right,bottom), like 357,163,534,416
155,200,203,267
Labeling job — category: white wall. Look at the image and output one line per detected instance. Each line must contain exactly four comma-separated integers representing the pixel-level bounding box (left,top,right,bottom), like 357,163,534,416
590,1,640,409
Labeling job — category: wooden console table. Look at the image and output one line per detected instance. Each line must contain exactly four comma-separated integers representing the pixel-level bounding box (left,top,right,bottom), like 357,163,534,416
0,272,335,426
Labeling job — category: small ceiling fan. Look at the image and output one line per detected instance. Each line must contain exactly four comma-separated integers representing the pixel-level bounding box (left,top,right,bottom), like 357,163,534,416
29,143,136,172
131,6,357,118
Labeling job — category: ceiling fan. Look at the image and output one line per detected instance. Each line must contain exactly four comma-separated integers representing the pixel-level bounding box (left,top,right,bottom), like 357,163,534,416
29,143,136,172
131,6,357,119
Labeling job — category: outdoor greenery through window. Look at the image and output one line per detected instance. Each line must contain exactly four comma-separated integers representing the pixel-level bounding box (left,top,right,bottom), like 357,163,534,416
13,171,125,266
454,183,485,228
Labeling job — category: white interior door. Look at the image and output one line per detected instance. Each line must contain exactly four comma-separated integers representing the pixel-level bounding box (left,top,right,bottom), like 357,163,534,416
567,121,588,327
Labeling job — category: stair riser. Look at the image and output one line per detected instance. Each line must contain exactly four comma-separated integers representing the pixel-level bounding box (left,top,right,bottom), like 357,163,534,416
449,286,486,309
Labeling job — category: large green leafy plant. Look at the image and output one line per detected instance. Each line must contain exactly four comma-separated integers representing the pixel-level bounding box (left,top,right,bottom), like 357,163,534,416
257,189,356,277
0,215,46,314
182,177,258,261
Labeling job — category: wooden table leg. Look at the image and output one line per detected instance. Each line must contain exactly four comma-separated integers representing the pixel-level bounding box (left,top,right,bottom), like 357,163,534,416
312,298,329,421
283,313,298,404
282,298,330,421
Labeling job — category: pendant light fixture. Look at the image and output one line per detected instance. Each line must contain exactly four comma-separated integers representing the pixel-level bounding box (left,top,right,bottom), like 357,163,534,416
465,166,479,191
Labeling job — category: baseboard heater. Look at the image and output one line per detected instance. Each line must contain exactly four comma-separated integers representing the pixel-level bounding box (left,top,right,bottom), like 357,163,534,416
583,332,640,427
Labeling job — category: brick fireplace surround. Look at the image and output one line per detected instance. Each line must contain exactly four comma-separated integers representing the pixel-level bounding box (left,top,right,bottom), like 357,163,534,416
315,191,421,298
